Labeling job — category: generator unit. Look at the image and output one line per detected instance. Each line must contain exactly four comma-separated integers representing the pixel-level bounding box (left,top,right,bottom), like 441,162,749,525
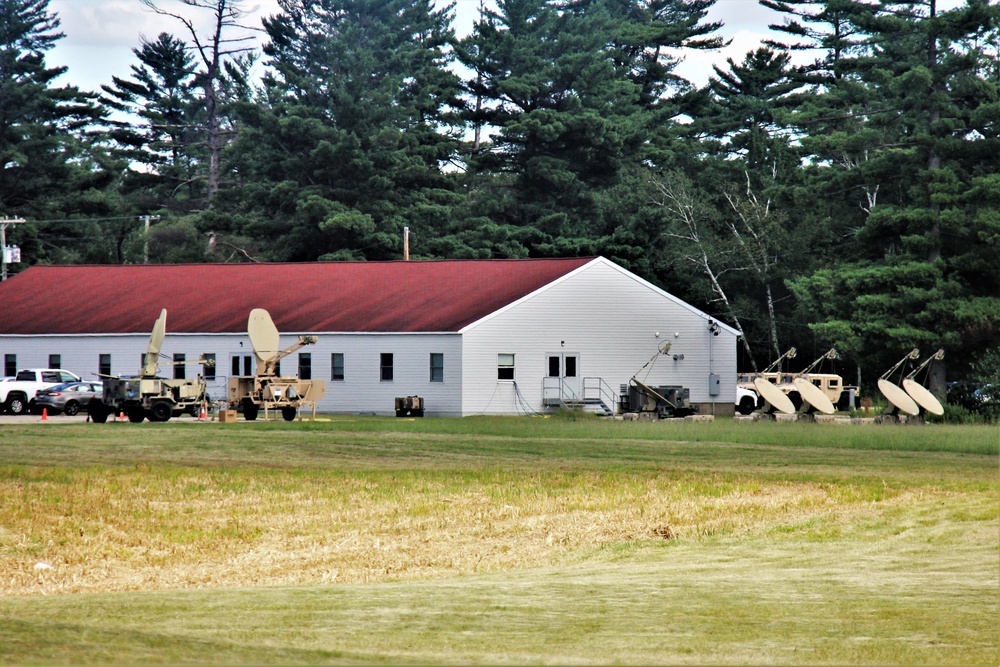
625,379,697,418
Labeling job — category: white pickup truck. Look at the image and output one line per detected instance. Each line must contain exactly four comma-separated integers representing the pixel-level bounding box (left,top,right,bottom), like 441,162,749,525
0,368,82,415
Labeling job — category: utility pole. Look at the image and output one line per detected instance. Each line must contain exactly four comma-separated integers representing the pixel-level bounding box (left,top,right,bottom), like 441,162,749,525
1,216,26,281
142,214,161,264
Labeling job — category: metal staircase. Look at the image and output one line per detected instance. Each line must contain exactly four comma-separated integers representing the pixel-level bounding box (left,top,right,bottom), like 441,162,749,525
542,376,618,416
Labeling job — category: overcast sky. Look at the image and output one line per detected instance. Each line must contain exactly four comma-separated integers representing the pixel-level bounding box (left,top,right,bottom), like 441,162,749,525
45,0,819,94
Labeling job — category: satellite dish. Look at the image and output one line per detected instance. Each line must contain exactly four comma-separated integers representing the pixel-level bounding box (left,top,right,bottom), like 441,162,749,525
143,309,167,376
902,378,944,416
248,308,281,368
753,377,796,414
792,377,835,415
877,379,920,416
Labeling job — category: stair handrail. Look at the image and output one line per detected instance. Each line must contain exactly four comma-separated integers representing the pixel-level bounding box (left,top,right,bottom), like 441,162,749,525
583,376,617,416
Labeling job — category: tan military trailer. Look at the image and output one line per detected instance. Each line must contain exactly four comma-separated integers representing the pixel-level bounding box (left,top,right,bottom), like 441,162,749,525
226,308,326,421
89,309,212,423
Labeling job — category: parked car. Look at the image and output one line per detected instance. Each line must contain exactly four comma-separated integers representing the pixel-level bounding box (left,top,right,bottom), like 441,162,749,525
34,381,103,416
0,369,82,415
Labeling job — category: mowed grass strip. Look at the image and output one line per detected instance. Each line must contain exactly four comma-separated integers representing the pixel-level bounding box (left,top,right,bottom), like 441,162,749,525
0,418,996,664
1,498,996,665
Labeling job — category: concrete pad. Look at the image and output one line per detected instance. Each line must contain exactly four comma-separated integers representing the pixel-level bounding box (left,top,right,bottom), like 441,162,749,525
773,413,799,423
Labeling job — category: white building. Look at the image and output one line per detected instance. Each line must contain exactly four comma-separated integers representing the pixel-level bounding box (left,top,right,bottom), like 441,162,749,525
0,257,738,416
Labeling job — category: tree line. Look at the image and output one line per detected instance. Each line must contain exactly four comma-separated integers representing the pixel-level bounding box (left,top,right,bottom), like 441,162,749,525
1,0,998,397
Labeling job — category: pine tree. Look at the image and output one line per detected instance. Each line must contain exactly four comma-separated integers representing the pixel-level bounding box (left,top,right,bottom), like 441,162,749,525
457,0,722,247
788,0,1000,393
0,0,110,267
223,0,464,261
101,33,199,207
139,0,259,205
0,0,102,210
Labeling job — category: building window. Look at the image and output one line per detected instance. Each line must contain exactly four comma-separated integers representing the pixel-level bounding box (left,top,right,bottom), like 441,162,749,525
430,353,444,382
99,354,112,376
498,353,515,380
331,353,345,381
380,353,393,382
48,354,61,369
231,355,253,377
4,354,15,377
203,353,216,380
299,353,312,380
173,353,186,380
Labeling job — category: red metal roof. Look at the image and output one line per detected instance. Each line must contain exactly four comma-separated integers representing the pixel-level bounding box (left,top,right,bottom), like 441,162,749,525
0,258,596,335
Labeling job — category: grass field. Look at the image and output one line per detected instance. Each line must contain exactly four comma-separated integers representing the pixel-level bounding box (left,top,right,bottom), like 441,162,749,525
0,416,997,664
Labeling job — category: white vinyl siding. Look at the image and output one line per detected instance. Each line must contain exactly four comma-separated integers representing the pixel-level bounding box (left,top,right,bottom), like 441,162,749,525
460,258,737,416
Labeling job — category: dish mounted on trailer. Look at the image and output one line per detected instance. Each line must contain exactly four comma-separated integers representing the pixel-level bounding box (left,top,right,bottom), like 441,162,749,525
89,309,212,423
226,308,326,421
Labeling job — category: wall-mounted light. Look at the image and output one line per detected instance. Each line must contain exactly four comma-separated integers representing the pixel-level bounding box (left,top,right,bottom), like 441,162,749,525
674,332,680,338
654,331,660,338
560,340,565,347
673,354,684,361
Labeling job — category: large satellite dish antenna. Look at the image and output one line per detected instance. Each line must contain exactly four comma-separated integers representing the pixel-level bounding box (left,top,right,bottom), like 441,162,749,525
752,377,796,414
791,348,838,414
793,377,835,414
877,379,920,416
247,308,281,374
878,349,921,416
749,348,797,414
142,309,168,377
902,349,945,416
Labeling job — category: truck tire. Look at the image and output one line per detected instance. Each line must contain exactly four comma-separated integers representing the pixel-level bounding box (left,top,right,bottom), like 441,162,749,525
281,406,297,422
89,401,109,423
149,400,173,422
242,399,259,421
5,393,28,415
127,406,145,423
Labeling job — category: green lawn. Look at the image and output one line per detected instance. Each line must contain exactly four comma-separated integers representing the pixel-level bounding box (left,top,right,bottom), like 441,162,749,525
0,417,997,664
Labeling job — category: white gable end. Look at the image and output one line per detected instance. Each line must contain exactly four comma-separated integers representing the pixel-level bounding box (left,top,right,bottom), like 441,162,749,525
459,258,737,416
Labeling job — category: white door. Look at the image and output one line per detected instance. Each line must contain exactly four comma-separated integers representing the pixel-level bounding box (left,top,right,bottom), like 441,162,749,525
230,354,253,377
546,353,580,401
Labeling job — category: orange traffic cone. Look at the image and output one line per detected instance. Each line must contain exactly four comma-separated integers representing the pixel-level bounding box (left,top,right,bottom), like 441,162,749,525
198,404,207,421
118,410,126,422
41,408,48,421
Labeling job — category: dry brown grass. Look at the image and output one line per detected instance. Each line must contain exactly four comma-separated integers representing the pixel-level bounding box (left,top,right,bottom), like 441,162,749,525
1,465,937,597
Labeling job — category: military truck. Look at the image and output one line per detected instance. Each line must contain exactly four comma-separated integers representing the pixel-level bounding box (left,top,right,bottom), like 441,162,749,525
226,308,326,421
88,309,212,423
739,348,856,413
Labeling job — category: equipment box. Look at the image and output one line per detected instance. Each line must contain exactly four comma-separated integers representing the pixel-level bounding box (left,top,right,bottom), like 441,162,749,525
218,409,238,423
395,395,424,417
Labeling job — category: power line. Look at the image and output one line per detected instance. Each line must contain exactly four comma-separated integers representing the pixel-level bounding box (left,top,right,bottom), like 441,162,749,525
23,216,154,224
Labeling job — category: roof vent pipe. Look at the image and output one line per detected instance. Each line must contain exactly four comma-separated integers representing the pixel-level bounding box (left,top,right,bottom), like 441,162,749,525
404,227,410,261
